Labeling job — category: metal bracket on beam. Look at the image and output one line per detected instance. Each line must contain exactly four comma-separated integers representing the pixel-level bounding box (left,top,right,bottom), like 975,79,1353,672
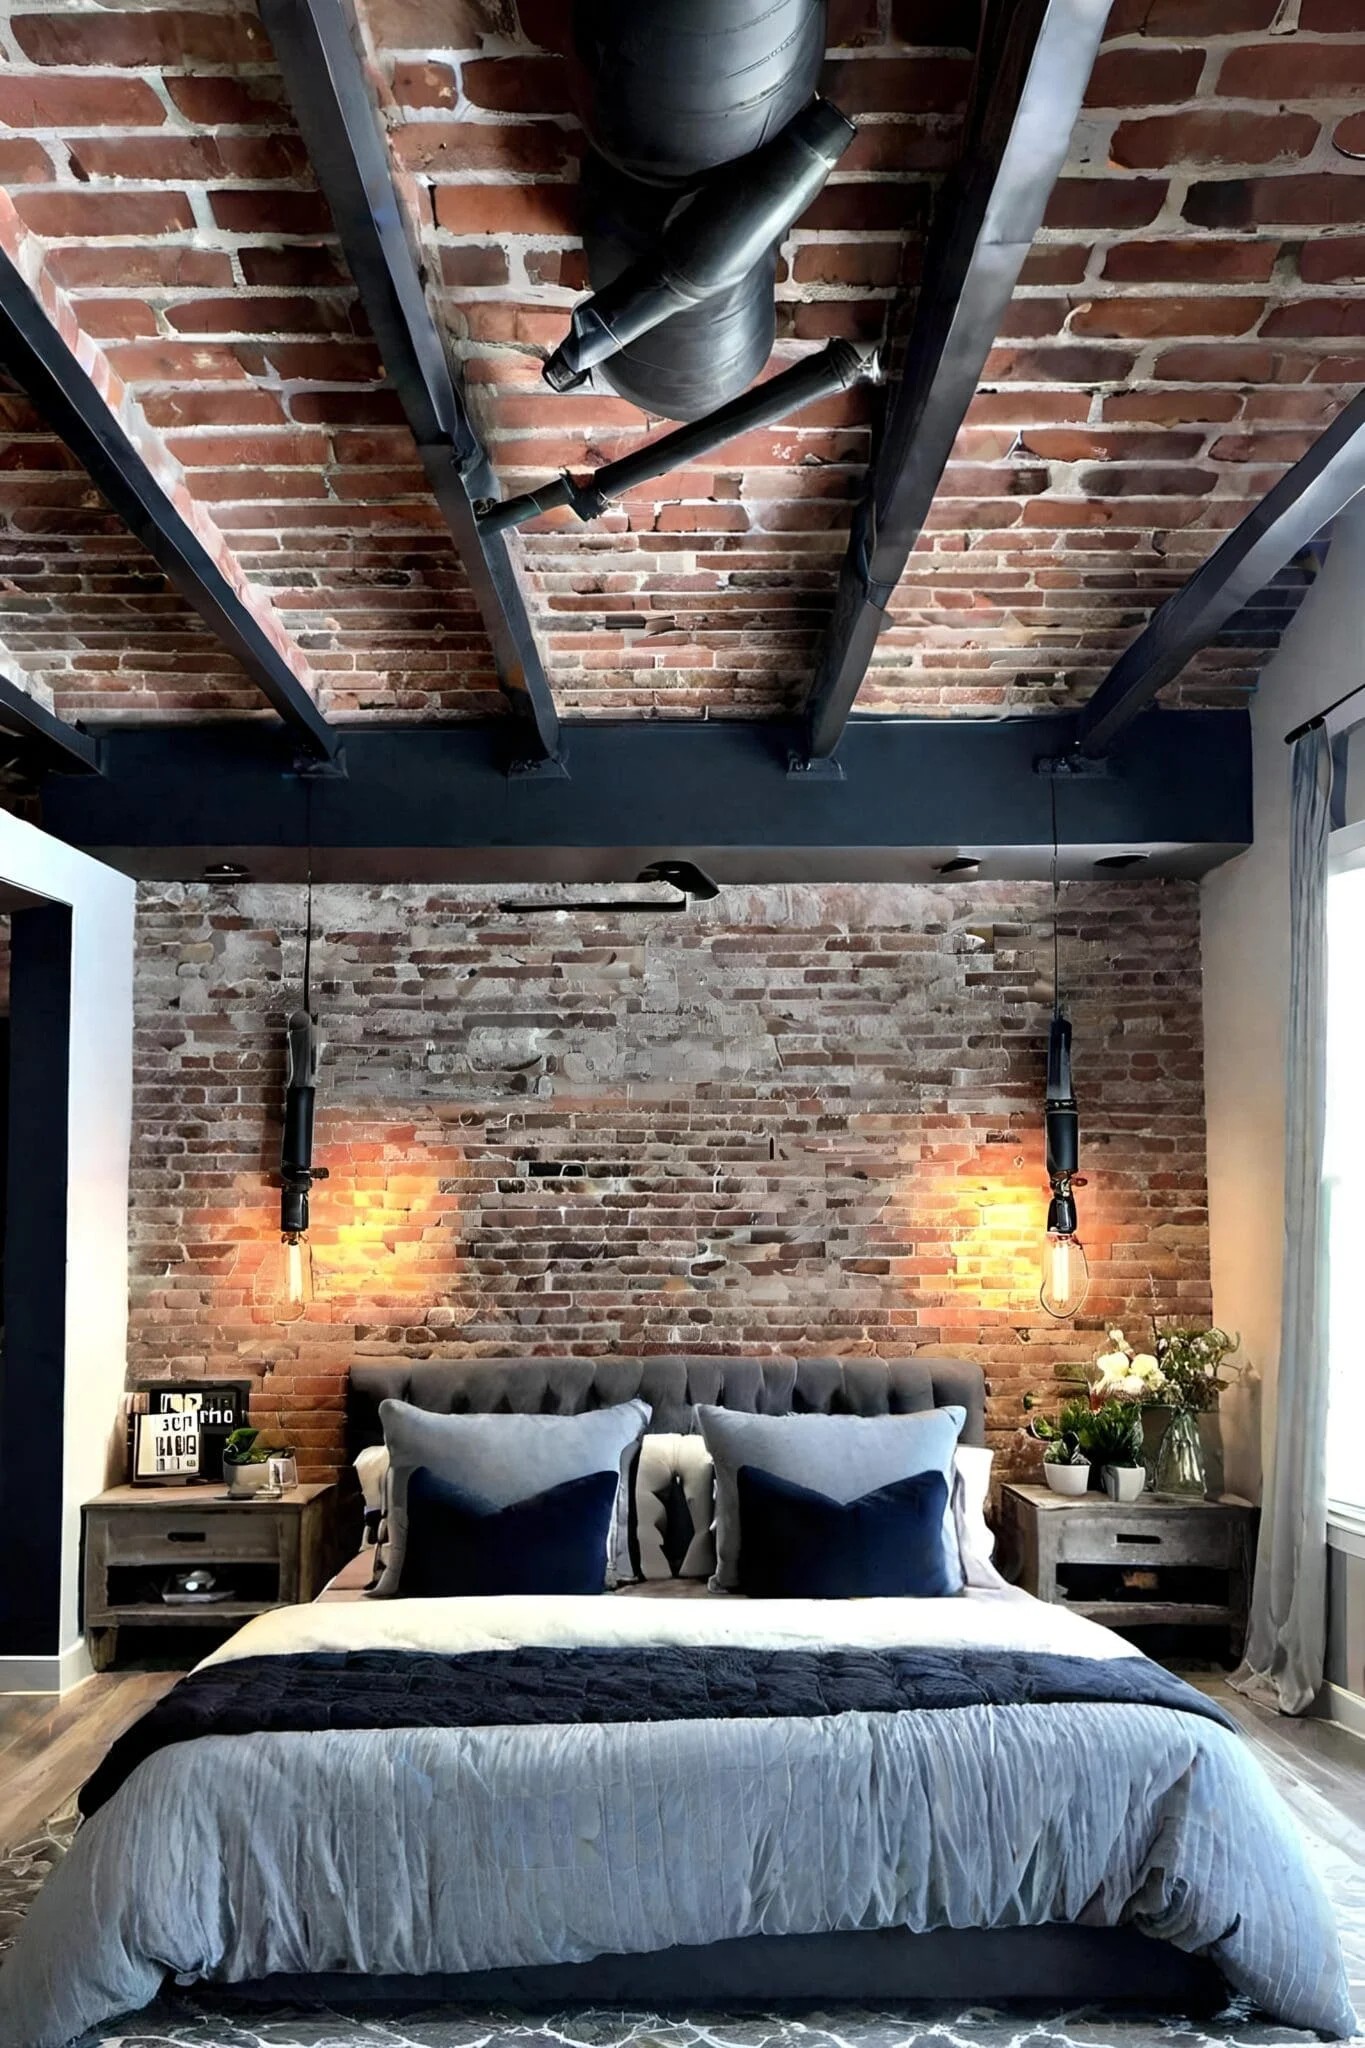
507,751,571,782
786,750,845,780
1035,751,1114,779
291,747,348,781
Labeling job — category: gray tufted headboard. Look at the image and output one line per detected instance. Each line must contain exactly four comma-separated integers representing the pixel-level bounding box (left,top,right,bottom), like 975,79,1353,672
346,1356,986,1467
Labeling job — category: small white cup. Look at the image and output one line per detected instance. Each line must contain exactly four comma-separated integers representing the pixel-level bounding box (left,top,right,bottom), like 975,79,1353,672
268,1452,299,1494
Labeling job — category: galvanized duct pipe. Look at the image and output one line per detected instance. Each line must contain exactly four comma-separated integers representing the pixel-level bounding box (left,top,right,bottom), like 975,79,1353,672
562,0,834,421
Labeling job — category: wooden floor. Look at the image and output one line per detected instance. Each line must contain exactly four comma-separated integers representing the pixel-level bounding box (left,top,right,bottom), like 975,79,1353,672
0,1671,176,1851
0,1666,1361,1861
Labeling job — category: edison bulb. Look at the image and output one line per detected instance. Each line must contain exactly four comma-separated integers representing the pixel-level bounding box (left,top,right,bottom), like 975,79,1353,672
271,1232,315,1322
1040,1230,1089,1320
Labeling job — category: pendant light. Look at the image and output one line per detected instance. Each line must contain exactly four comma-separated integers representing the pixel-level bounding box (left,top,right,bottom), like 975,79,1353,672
271,836,326,1322
1040,785,1089,1320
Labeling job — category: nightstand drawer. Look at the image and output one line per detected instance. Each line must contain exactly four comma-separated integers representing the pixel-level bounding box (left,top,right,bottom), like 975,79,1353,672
1055,1513,1238,1569
99,1509,284,1565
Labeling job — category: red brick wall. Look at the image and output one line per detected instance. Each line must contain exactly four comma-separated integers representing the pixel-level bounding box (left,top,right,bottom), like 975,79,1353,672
127,880,1212,1478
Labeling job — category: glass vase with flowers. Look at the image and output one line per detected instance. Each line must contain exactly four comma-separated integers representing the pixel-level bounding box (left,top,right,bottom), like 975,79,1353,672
1088,1323,1241,1497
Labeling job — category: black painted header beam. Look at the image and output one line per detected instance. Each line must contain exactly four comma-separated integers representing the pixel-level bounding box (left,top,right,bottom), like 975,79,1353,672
798,0,1110,762
0,672,101,774
259,0,561,765
0,249,339,765
41,711,1251,885
1076,386,1365,757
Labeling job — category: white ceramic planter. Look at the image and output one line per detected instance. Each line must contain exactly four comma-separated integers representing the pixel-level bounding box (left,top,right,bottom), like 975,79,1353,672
1043,1462,1089,1495
224,1461,271,1498
1102,1463,1146,1503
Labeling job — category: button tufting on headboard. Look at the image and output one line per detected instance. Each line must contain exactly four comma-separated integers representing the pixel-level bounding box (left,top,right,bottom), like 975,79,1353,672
346,1356,987,1464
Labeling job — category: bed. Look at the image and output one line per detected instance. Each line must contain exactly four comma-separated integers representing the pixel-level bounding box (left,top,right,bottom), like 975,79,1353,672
0,1356,1354,2048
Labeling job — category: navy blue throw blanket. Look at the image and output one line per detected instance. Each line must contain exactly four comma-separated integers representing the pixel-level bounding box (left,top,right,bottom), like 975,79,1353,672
80,1644,1235,1820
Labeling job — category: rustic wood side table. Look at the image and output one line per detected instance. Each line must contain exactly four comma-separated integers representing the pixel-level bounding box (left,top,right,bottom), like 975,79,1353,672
82,1481,335,1670
998,1482,1254,1652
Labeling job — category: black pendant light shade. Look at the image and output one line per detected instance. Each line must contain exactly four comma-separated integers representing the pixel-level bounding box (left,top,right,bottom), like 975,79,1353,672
1041,1008,1089,1319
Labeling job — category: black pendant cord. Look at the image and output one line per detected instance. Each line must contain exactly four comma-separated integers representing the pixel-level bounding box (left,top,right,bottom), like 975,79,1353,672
1049,773,1061,1016
303,776,314,1017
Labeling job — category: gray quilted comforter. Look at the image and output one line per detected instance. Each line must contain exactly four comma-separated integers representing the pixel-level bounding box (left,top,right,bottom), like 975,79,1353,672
0,1590,1354,2046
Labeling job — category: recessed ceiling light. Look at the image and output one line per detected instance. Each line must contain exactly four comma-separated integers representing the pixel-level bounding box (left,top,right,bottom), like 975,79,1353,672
934,855,981,875
203,861,250,881
1094,853,1149,871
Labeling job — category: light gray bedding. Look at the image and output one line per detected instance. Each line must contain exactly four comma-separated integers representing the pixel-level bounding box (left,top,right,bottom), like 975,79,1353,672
0,1595,1354,2046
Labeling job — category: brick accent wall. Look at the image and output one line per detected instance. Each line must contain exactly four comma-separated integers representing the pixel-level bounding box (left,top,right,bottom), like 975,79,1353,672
128,880,1212,1479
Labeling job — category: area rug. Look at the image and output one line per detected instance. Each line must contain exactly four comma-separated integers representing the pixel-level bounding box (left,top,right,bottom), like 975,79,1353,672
1,1802,1362,2048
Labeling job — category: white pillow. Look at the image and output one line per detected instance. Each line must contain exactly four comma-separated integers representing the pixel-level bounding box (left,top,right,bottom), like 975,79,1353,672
612,1432,716,1582
953,1444,1006,1589
354,1443,389,1528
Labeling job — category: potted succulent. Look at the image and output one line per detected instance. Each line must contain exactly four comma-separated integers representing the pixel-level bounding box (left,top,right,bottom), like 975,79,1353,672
1080,1399,1147,1502
1024,1403,1091,1494
222,1426,272,1498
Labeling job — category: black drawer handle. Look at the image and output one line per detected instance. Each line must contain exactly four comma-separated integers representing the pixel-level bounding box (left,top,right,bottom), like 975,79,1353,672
166,1530,208,1543
1118,1532,1161,1545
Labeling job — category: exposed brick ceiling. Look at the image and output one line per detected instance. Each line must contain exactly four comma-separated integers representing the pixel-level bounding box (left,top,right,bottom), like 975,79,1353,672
0,0,1358,733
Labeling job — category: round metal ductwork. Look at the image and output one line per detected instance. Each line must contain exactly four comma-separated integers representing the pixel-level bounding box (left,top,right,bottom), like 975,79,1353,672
569,0,826,185
578,152,778,421
564,0,831,420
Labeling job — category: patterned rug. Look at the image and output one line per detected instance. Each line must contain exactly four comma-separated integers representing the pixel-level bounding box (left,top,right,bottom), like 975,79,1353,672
2,1800,1362,2048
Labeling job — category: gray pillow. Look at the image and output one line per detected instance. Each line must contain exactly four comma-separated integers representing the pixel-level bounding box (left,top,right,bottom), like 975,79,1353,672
374,1398,650,1597
696,1404,967,1593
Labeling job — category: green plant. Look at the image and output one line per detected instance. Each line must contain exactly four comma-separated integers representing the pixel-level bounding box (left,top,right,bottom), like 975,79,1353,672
223,1426,268,1467
1078,1399,1144,1467
1024,1409,1088,1466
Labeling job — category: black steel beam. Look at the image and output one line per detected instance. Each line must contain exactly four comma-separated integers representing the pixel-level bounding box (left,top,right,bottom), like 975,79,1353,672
1076,390,1365,757
0,250,339,765
0,671,101,773
258,0,561,765
799,0,1110,761
41,710,1251,884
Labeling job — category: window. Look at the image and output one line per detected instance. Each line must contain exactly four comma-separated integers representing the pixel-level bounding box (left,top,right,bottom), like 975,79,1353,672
1325,845,1365,1517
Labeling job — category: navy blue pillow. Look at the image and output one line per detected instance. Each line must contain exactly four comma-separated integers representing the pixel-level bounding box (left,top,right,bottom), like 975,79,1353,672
735,1463,954,1599
399,1464,619,1597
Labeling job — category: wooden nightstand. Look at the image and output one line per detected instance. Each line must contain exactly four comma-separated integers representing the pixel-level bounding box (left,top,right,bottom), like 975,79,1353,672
998,1482,1254,1651
82,1483,335,1670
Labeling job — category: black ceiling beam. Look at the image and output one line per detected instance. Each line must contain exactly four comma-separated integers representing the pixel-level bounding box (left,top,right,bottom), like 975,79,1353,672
1076,388,1365,757
798,0,1110,763
0,250,339,766
41,709,1251,885
258,0,561,767
0,671,102,774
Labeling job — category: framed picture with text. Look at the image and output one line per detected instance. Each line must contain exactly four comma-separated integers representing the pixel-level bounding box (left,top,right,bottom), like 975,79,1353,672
125,1381,253,1485
131,1409,201,1485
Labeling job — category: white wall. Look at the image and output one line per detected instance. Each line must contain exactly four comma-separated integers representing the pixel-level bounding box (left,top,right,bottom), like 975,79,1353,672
0,811,134,1692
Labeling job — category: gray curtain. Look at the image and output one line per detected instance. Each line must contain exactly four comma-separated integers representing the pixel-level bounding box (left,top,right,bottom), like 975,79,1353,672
1231,723,1332,1716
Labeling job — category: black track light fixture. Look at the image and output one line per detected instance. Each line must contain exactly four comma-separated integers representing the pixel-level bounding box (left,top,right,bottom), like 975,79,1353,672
499,860,720,916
